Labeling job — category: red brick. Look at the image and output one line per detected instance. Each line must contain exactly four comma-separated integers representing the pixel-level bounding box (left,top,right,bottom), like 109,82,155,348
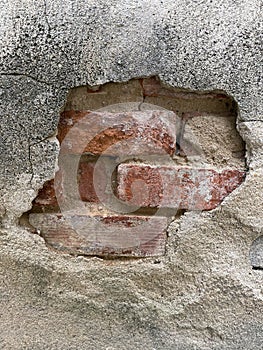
32,158,112,211
58,110,177,156
142,77,185,98
29,213,167,257
78,159,109,203
32,170,64,211
78,161,98,202
32,179,58,209
117,164,245,210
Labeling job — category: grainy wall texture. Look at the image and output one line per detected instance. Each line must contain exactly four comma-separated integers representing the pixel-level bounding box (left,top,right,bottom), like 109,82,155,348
0,1,262,349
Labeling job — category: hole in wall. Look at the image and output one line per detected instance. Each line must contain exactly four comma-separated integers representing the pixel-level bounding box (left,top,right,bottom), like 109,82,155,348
20,76,247,258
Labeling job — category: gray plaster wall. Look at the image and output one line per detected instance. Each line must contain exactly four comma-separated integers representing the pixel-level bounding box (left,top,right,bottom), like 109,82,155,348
0,1,262,349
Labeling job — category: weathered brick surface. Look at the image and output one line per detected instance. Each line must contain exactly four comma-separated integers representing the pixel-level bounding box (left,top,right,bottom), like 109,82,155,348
32,159,111,211
64,79,143,111
33,179,59,209
29,213,167,257
141,77,232,116
117,163,245,210
58,110,177,156
78,160,110,203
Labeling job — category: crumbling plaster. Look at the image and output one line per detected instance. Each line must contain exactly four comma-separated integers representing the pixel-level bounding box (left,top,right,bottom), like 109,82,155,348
0,1,262,349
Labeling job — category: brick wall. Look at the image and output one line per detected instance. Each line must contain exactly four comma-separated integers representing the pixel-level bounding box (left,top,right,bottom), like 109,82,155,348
25,77,246,257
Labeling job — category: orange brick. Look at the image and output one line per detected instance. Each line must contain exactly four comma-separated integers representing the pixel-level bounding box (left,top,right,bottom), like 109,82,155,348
117,163,245,210
58,110,177,156
29,213,167,257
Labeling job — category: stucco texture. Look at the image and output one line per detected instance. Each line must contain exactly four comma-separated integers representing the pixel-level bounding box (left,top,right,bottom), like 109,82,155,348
0,1,262,349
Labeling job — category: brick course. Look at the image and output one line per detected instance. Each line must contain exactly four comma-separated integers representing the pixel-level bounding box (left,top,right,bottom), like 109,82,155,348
58,110,177,156
117,164,245,210
29,213,167,257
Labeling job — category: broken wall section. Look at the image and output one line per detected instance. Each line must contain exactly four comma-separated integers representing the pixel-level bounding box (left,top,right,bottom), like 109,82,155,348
26,77,246,257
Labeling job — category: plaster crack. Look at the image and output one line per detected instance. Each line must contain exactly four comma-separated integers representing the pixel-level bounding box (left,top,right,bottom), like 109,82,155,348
138,94,145,111
238,120,263,123
17,122,35,187
138,78,146,111
0,72,52,85
43,0,51,39
28,140,35,185
175,118,187,156
30,131,58,147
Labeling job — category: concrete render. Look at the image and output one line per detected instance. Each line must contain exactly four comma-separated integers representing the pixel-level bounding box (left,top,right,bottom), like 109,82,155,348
0,1,262,349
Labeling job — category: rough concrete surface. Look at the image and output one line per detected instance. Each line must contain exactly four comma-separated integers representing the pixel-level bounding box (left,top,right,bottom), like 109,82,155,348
0,0,262,349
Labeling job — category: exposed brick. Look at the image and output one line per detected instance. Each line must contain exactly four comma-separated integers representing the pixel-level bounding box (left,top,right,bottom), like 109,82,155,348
117,163,245,210
78,158,110,203
27,78,247,260
141,77,233,116
32,169,64,211
64,79,143,111
32,179,58,209
32,158,112,211
142,77,175,98
78,161,99,202
29,213,167,257
58,110,177,156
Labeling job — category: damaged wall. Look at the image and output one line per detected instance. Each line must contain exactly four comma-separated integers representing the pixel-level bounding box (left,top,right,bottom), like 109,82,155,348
0,0,262,349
